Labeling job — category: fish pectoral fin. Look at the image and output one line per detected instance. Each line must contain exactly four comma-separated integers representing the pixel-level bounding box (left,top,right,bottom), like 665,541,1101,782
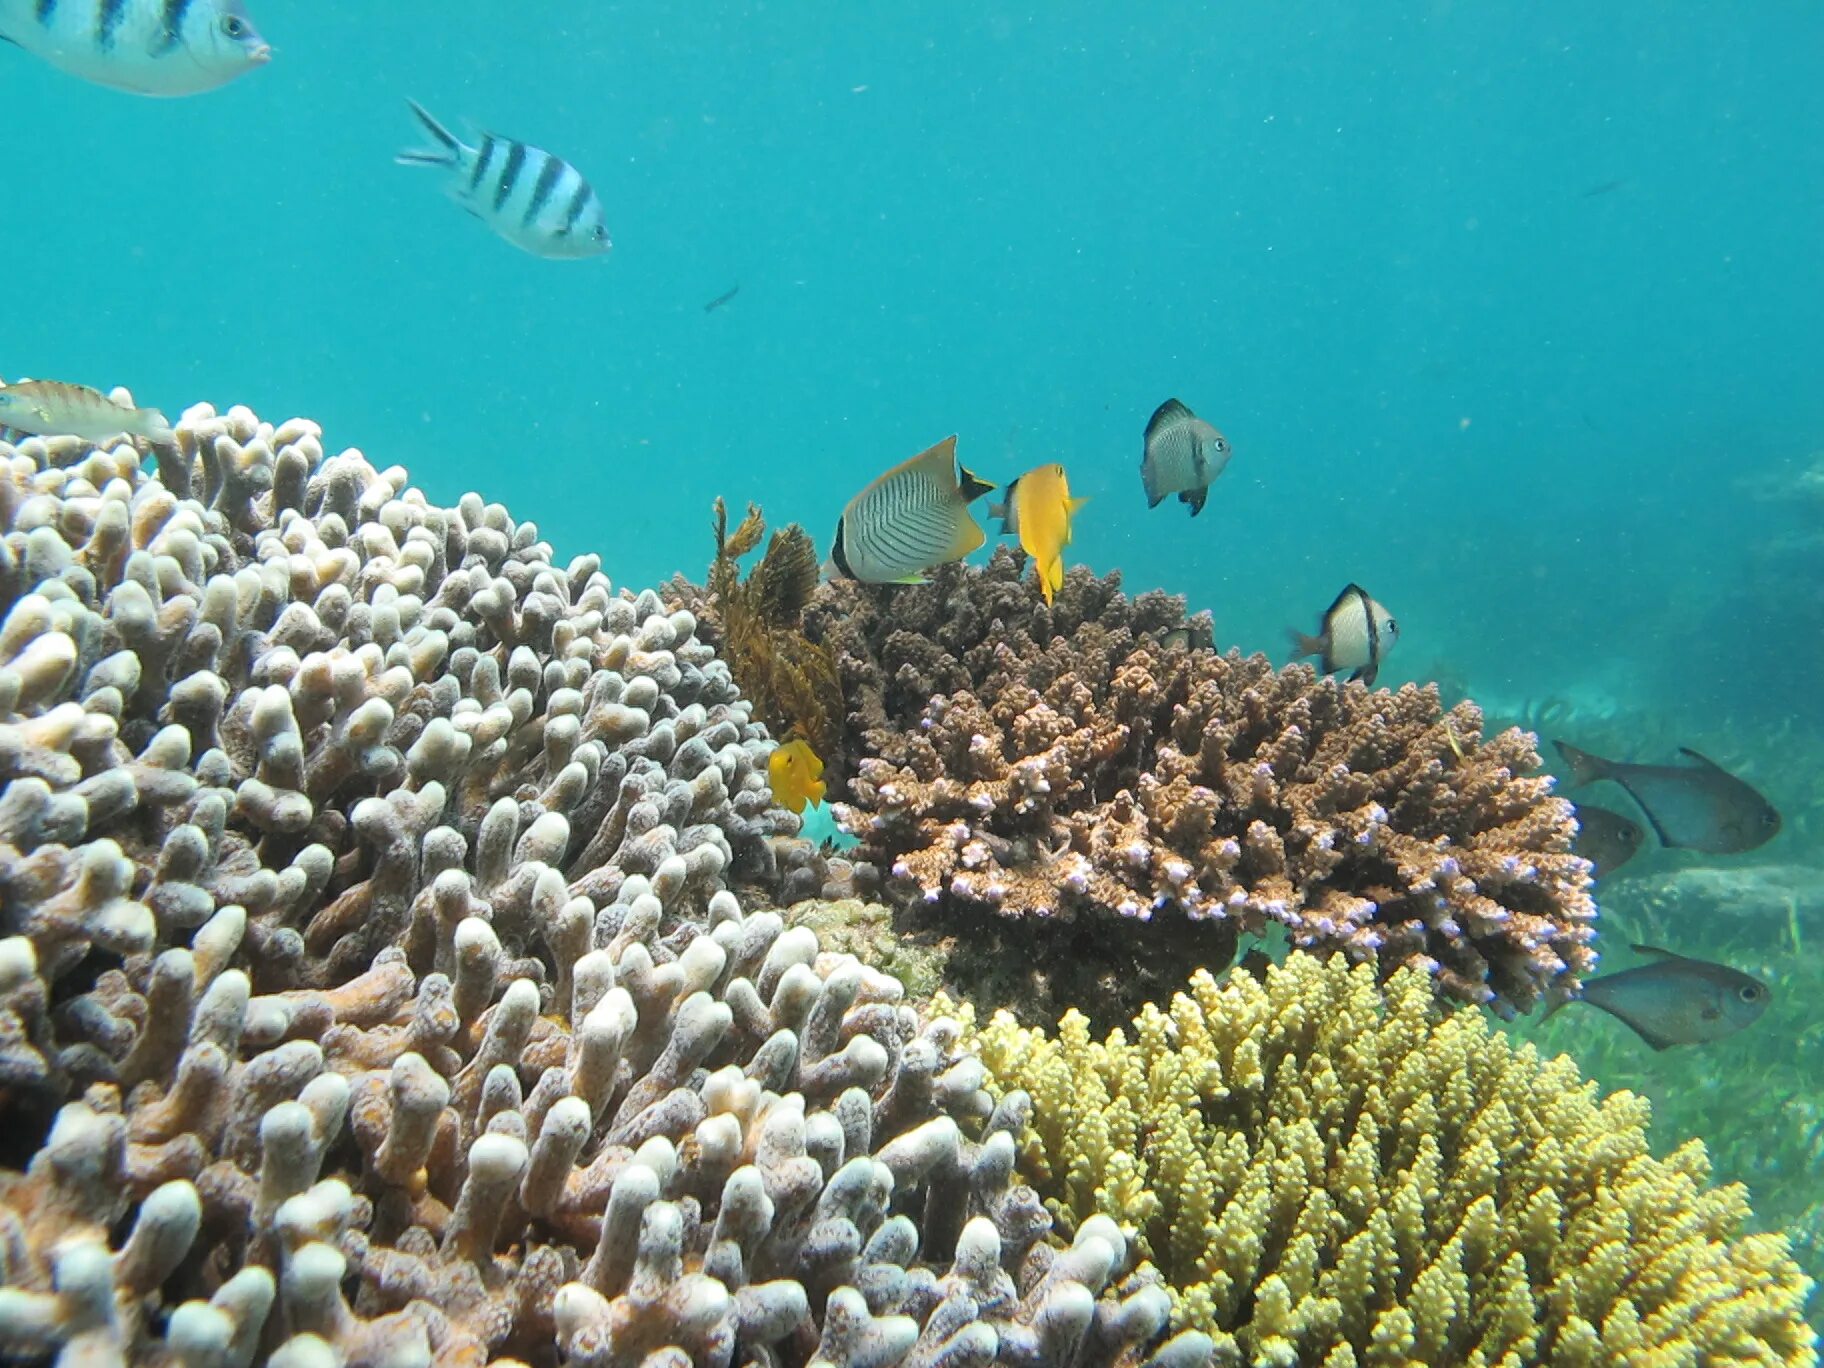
1067,496,1090,513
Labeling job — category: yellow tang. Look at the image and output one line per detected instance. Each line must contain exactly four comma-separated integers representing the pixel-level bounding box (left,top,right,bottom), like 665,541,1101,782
830,435,997,584
990,463,1088,605
768,739,827,815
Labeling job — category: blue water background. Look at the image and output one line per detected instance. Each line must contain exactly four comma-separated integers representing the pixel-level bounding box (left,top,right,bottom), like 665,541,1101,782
7,0,1822,729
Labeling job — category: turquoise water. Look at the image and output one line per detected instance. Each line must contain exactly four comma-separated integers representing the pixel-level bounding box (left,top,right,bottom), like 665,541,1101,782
6,0,1824,1317
10,2,1821,727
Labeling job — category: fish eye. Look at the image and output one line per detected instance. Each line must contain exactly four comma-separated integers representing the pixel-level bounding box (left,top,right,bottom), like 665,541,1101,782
1386,618,1399,633
1739,984,1763,1002
222,15,248,37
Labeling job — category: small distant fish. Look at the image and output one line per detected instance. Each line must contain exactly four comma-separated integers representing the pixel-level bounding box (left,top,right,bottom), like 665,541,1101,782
1554,742,1781,855
829,436,995,585
1548,944,1770,1050
989,463,1088,606
396,99,611,260
0,380,172,446
704,283,741,313
1141,398,1231,517
0,0,269,95
1288,584,1398,687
1580,178,1628,199
768,739,826,816
1572,803,1644,876
1159,623,1212,652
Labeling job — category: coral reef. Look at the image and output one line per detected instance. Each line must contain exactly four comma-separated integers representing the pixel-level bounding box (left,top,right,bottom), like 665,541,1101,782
803,549,1593,1021
0,405,1204,1366
701,499,842,765
961,953,1819,1366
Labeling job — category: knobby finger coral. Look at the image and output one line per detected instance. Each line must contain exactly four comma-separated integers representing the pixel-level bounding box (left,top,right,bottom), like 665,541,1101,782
960,954,1817,1367
802,550,1593,1022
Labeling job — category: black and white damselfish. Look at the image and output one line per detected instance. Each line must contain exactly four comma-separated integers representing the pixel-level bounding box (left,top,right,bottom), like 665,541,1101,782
396,99,612,262
0,0,270,96
1288,583,1399,686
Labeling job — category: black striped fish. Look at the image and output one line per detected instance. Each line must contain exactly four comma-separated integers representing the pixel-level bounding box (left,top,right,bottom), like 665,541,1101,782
1288,583,1398,686
1141,398,1231,516
830,436,996,585
397,99,611,261
0,0,269,96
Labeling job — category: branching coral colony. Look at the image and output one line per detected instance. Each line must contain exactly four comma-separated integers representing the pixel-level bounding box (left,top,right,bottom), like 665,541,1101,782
0,406,1206,1366
800,550,1595,1025
957,954,1818,1367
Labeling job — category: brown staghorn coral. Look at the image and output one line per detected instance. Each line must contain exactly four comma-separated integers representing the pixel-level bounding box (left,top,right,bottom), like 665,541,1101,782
700,499,842,765
799,547,1593,1022
957,953,1819,1368
0,402,1207,1368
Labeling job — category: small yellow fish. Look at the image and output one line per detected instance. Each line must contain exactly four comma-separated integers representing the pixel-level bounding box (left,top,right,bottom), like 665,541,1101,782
990,463,1087,605
768,739,827,815
0,379,173,446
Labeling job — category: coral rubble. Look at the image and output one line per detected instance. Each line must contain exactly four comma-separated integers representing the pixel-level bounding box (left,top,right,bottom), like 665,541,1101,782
963,953,1819,1367
805,549,1594,1020
0,406,1202,1366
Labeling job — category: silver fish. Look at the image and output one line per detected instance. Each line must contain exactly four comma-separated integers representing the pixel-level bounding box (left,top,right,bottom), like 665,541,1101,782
0,0,269,96
397,100,611,261
1555,742,1781,855
1141,398,1230,516
0,380,172,445
1288,583,1398,686
1549,944,1770,1050
830,435,995,585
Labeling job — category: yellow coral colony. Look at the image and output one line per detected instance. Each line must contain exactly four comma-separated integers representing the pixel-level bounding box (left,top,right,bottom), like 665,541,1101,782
961,954,1817,1368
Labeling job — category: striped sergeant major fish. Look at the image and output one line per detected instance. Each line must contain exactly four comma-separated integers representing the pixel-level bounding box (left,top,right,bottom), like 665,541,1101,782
397,99,612,261
0,0,269,96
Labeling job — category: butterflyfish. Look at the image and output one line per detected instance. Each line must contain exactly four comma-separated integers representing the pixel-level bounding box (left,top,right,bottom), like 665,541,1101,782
1288,583,1398,687
829,435,995,585
768,739,826,815
1141,398,1231,516
989,463,1087,606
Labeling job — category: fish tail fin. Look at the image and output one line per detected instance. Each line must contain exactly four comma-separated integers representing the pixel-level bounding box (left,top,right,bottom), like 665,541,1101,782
987,498,1009,528
1286,628,1324,663
141,408,175,447
397,98,462,168
1553,740,1609,786
957,464,996,504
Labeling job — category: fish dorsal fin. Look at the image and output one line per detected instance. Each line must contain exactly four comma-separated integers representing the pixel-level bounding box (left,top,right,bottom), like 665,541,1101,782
1628,943,1682,962
1145,398,1193,439
850,435,959,506
1325,583,1368,620
905,435,961,490
1676,747,1729,774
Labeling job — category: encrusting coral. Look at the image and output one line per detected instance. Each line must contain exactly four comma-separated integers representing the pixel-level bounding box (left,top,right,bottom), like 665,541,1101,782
0,403,1208,1366
958,953,1818,1368
800,549,1594,1022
